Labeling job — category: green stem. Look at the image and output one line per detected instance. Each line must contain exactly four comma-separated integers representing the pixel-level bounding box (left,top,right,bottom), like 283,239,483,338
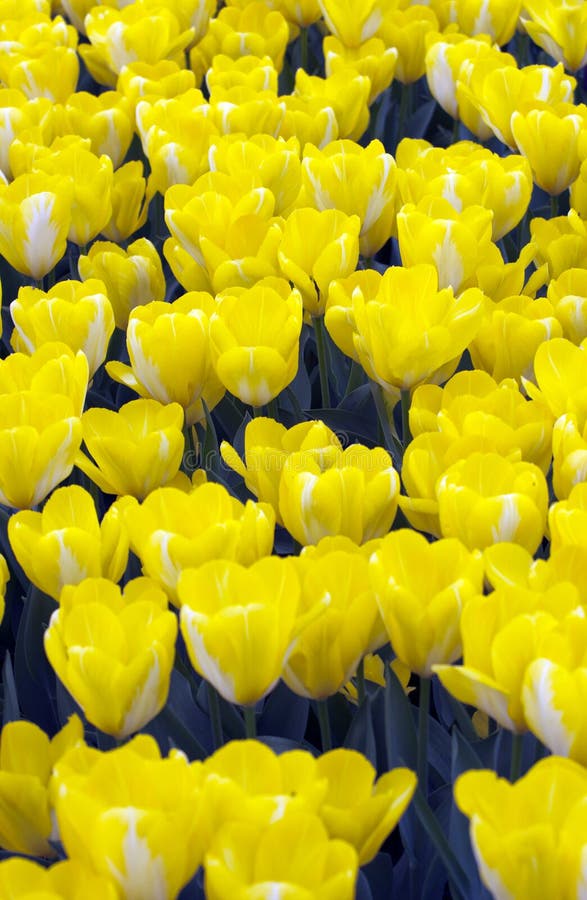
398,81,410,142
550,193,559,218
317,698,332,751
510,732,523,782
243,704,257,739
267,397,279,420
452,117,460,143
206,682,224,750
313,315,331,408
400,388,412,447
356,657,366,707
343,360,365,397
417,676,431,795
413,788,470,899
300,27,309,72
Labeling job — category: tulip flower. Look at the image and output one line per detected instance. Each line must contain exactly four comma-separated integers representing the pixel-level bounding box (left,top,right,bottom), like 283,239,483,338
522,610,587,764
455,53,518,141
317,0,387,46
551,413,587,499
315,750,416,865
123,481,275,603
453,0,522,45
324,36,397,104
0,391,82,509
437,451,548,553
75,399,185,500
409,369,554,473
117,60,196,108
45,578,177,739
511,104,587,196
205,812,358,900
0,91,52,180
191,2,289,81
530,210,587,280
470,295,563,384
294,69,371,142
2,45,79,105
221,418,345,519
549,483,587,550
547,268,587,344
100,160,148,243
164,172,283,293
348,263,485,392
0,172,72,280
278,208,360,316
325,269,382,362
521,0,587,72
107,293,224,426
378,6,439,84
81,3,195,87
282,550,383,701
301,139,397,257
425,34,497,121
8,485,128,601
78,238,165,330
200,739,328,843
0,716,82,857
179,557,319,706
270,0,321,28
0,858,118,899
0,342,88,417
455,758,587,899
206,54,279,95
527,338,587,430
57,90,134,169
279,444,399,546
53,735,204,900
209,278,303,407
277,94,338,149
435,582,582,731
462,62,575,150
10,280,115,378
369,530,484,676
397,197,500,294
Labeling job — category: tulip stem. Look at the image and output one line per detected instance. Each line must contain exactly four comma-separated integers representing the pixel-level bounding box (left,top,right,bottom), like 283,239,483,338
267,398,279,420
550,193,559,218
206,682,224,750
313,315,331,408
317,698,333,751
300,27,309,72
356,657,366,707
417,676,431,795
400,388,411,447
510,732,523,782
243,704,257,739
413,788,470,899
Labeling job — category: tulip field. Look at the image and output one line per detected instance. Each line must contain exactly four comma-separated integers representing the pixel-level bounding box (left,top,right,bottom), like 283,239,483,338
3,0,587,897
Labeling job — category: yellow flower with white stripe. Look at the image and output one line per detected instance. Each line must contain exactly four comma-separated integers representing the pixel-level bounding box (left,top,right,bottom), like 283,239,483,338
0,172,72,280
318,0,387,46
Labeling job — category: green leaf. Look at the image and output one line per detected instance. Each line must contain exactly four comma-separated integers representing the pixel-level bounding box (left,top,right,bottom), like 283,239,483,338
2,653,20,725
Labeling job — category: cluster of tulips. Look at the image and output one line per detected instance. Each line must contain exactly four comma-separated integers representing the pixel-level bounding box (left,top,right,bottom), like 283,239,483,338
3,0,587,897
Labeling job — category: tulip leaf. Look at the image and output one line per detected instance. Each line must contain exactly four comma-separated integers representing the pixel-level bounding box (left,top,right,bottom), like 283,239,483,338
384,663,418,771
344,695,377,767
1,652,20,725
14,587,58,731
362,854,394,900
406,99,437,141
259,681,309,742
356,871,374,900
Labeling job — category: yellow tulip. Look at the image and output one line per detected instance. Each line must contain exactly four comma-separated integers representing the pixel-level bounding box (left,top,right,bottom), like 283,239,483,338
378,6,439,84
370,530,484,676
278,208,360,316
425,34,497,120
117,60,196,109
0,172,71,279
301,139,397,257
453,0,522,45
547,267,587,344
527,337,587,430
179,557,311,706
317,0,387,47
0,391,82,509
205,811,358,900
206,53,278,94
511,104,587,196
522,0,587,72
2,45,79,105
52,735,204,899
0,341,88,416
0,858,118,900
209,278,303,406
325,269,382,362
10,280,115,378
100,160,148,243
78,238,165,330
57,90,133,169
549,482,587,551
437,451,549,553
0,90,53,180
435,582,581,731
530,209,587,280
315,750,416,865
0,716,82,858
294,68,371,142
75,399,185,500
45,577,177,739
107,292,224,426
324,36,397,104
123,481,275,603
277,94,338,149
350,263,485,392
8,485,128,601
